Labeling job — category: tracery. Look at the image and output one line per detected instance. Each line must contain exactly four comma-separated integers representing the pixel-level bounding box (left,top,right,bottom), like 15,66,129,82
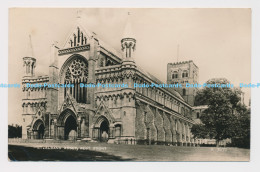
64,57,88,103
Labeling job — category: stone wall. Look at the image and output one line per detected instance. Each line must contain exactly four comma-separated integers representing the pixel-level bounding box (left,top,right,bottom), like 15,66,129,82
135,100,194,146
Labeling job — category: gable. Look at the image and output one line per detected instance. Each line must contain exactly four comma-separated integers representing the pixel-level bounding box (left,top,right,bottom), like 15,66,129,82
61,22,93,49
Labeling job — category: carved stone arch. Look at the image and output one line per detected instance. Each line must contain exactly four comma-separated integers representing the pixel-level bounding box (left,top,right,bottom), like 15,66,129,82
111,94,115,100
104,95,108,101
93,101,115,126
30,118,45,139
94,115,110,128
57,108,77,127
59,54,87,81
32,118,45,131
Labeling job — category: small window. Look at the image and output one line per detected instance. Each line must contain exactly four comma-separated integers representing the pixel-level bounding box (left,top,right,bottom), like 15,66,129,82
100,57,104,67
183,88,186,96
172,71,178,79
197,112,200,118
182,70,188,78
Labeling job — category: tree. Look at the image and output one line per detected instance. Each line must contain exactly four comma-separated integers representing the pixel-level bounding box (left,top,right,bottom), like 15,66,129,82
8,124,22,138
192,78,246,147
231,106,250,148
190,124,215,139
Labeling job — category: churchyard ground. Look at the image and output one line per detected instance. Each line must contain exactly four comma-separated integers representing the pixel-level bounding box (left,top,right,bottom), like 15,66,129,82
8,141,249,161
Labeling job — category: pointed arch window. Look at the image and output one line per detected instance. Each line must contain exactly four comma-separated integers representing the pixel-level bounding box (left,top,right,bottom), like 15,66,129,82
183,88,186,96
64,57,88,103
197,112,200,118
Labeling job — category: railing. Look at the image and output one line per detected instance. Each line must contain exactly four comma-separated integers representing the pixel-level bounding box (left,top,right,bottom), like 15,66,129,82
8,134,78,143
114,137,136,145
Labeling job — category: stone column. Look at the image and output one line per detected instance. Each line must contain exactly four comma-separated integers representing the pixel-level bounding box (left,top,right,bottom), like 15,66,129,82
109,126,114,139
54,119,57,140
177,120,183,146
57,126,64,140
77,116,81,140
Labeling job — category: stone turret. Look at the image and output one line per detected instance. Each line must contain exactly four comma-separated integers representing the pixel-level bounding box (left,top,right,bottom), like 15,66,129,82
23,35,36,77
121,12,136,60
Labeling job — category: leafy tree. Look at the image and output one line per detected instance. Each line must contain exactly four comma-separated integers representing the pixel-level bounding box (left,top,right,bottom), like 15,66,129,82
192,78,248,147
190,124,215,139
231,107,250,148
8,124,22,138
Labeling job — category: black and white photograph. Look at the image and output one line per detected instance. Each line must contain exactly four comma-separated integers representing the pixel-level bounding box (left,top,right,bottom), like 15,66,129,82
7,8,251,162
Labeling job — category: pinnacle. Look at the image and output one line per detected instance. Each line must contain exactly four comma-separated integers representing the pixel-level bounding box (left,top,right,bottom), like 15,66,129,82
123,12,135,39
26,35,34,57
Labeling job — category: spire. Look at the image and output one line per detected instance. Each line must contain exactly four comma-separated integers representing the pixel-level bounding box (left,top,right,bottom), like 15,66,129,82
26,35,34,57
123,12,135,39
121,12,136,59
23,35,36,77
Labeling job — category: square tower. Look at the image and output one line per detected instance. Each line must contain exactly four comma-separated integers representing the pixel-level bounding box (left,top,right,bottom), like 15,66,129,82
167,60,199,106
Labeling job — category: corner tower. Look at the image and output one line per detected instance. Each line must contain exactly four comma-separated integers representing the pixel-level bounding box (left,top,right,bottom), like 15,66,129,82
23,35,36,77
121,13,136,60
167,60,199,106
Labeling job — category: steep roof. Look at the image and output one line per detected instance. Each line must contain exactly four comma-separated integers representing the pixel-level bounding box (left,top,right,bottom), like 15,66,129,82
136,66,185,101
60,15,123,61
61,14,185,103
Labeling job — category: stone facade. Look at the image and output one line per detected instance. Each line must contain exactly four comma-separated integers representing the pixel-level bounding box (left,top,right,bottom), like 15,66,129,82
21,14,196,146
167,60,199,106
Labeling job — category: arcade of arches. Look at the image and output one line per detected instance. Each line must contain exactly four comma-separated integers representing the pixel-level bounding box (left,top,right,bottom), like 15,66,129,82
22,15,197,146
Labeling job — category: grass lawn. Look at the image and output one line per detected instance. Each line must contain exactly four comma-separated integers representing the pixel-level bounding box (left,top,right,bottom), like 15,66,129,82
8,142,250,161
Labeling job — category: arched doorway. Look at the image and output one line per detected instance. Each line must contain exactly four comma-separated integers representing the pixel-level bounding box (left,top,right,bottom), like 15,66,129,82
64,115,77,140
93,116,110,142
100,120,109,142
38,123,44,139
32,119,45,139
57,109,78,140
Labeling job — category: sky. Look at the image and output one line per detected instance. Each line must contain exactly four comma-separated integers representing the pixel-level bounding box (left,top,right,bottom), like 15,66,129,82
8,8,251,125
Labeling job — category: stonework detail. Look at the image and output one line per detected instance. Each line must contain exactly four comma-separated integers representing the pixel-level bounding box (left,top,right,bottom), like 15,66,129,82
154,109,165,144
21,13,197,146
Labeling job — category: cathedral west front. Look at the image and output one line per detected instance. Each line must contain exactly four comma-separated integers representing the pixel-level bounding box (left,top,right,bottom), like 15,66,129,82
21,12,198,146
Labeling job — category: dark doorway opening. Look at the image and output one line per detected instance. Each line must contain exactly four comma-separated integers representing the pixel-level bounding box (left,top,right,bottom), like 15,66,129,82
100,120,109,142
64,115,77,140
38,124,44,139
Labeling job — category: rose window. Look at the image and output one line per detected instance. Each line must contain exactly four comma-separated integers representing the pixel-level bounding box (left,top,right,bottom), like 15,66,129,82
63,57,88,104
65,58,88,82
